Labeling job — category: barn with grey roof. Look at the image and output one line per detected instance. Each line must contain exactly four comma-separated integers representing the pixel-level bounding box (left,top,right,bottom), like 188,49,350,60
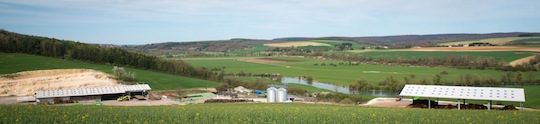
34,84,151,104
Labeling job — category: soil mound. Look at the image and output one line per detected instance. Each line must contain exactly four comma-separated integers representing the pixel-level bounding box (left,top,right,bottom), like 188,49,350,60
0,69,118,96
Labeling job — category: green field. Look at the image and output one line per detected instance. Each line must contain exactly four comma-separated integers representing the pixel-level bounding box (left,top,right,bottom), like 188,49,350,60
1,104,538,123
0,53,220,90
182,57,540,86
357,51,537,62
311,40,366,49
509,37,540,45
518,86,540,109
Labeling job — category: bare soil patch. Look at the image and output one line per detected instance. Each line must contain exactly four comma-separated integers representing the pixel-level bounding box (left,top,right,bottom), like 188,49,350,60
363,98,411,108
264,41,330,47
405,46,540,52
0,69,118,96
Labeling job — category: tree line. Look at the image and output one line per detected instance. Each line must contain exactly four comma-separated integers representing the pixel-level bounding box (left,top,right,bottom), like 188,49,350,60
312,52,538,72
0,30,222,82
258,47,539,72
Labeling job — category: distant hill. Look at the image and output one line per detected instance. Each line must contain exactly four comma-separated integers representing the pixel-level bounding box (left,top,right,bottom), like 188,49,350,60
126,39,276,52
126,32,540,54
276,33,540,48
122,39,285,56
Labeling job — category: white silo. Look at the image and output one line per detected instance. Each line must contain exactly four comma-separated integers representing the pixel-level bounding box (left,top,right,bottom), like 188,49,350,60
266,87,277,103
276,87,287,102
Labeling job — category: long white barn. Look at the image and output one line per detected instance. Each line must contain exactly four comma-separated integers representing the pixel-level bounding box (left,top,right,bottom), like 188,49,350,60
35,84,151,104
399,84,525,110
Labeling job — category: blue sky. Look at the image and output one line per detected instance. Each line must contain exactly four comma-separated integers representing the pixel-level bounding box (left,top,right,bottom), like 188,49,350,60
0,0,539,44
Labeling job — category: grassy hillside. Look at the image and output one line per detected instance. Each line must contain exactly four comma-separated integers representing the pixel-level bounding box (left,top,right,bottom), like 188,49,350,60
2,104,538,123
182,57,540,86
311,40,366,49
508,37,540,46
357,51,537,62
520,86,540,109
0,53,220,90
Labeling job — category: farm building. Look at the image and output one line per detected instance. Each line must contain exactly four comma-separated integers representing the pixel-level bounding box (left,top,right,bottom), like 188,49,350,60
234,86,252,93
266,85,288,103
399,84,525,110
34,84,151,104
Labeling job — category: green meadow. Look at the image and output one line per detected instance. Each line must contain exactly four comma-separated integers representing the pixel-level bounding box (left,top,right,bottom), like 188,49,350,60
357,51,537,62
183,57,540,86
1,104,538,124
0,53,220,90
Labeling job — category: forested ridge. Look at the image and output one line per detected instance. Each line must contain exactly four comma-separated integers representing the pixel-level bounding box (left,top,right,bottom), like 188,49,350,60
0,29,220,81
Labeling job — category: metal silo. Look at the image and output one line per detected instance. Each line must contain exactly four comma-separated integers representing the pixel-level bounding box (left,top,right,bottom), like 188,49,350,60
266,87,277,103
277,87,287,102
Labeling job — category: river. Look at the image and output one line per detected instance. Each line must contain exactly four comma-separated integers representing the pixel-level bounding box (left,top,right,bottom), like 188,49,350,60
280,77,397,97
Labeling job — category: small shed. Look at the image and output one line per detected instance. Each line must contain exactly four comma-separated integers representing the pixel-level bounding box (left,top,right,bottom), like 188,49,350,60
234,86,252,93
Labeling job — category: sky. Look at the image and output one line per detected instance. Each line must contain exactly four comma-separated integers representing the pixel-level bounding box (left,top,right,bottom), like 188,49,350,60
0,0,539,44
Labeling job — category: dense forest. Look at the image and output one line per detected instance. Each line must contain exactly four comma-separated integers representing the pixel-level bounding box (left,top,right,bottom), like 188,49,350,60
0,29,221,82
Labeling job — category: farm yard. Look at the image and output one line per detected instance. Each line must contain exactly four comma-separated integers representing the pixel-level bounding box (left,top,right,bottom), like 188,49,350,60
1,104,539,124
182,56,540,108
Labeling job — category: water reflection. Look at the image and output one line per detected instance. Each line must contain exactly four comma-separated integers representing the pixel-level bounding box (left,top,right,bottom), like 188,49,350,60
280,77,396,97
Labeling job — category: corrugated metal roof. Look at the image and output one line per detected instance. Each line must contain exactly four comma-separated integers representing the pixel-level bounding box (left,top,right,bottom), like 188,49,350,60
123,84,151,92
35,84,151,99
399,84,525,102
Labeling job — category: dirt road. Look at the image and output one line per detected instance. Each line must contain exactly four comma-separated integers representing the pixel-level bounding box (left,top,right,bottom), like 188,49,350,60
509,55,538,66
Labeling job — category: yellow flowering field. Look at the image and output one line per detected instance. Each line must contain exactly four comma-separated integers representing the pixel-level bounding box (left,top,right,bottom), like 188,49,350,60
1,103,538,124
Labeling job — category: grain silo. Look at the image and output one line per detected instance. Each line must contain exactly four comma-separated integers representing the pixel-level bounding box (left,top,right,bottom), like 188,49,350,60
276,87,287,102
266,87,277,103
